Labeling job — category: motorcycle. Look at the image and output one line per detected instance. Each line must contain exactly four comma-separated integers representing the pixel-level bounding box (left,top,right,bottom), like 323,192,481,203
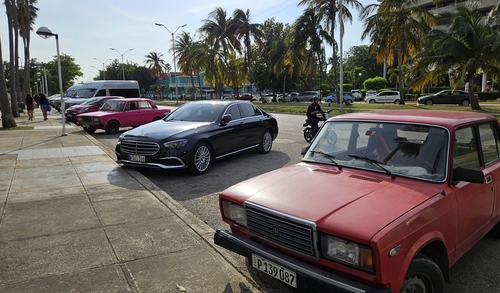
303,110,331,142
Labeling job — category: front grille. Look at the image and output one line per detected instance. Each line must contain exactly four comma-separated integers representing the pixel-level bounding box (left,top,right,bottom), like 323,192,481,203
80,116,92,122
245,202,318,259
120,140,160,155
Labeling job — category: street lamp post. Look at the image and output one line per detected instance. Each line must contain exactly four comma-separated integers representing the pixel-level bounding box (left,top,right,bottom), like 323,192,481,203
155,22,187,100
93,57,111,80
91,66,101,80
358,72,362,89
109,48,133,80
36,26,67,136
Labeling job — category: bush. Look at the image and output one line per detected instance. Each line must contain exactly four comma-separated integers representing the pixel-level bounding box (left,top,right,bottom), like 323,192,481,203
364,77,387,91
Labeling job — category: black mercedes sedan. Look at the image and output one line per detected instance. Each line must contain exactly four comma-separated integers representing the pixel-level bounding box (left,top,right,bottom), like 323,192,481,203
417,89,476,106
115,100,279,175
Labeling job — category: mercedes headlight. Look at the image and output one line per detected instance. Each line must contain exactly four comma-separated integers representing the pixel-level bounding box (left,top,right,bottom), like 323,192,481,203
221,200,247,227
163,139,188,149
321,235,374,272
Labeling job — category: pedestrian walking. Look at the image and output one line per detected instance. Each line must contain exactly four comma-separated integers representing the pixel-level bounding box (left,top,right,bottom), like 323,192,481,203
25,93,35,121
38,93,49,120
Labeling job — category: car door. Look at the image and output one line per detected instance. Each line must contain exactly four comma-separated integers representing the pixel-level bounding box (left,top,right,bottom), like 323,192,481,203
122,101,141,127
452,123,500,257
212,104,246,155
239,103,266,147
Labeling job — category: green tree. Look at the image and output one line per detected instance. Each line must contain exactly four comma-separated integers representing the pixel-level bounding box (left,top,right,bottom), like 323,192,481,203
229,8,263,96
144,51,166,79
175,32,201,100
344,45,384,81
360,0,433,104
44,53,83,92
18,0,38,102
412,3,500,110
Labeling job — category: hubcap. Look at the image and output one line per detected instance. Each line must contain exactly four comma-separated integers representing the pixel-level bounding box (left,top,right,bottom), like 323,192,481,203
194,146,210,171
262,132,272,151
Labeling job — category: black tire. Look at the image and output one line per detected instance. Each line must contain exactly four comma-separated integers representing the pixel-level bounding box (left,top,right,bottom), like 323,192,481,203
400,254,444,293
153,116,161,121
394,99,401,104
369,99,376,104
189,142,212,175
105,120,120,134
257,131,273,154
461,99,470,106
304,128,314,142
292,98,299,102
425,100,433,105
489,222,500,238
83,127,96,134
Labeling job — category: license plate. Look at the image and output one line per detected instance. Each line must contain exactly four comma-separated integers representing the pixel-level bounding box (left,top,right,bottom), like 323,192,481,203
82,124,90,128
129,155,146,162
252,254,297,288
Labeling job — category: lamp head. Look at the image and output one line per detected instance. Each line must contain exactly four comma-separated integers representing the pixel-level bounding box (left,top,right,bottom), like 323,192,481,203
36,26,55,39
155,23,162,26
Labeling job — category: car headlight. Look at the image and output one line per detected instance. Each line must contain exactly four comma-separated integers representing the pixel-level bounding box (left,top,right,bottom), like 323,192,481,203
163,139,188,149
92,117,100,122
117,132,126,143
77,107,89,113
221,200,247,227
321,235,374,273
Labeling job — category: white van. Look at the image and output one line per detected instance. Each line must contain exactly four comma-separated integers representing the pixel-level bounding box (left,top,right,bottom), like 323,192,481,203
65,80,141,108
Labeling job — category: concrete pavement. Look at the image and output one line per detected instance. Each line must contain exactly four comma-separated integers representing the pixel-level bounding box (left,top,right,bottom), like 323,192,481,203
0,108,260,293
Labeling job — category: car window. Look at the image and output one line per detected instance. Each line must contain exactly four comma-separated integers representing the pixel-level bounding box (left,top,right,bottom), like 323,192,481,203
125,102,138,111
139,101,152,110
478,123,500,165
453,127,481,169
224,104,241,120
96,89,106,97
102,100,125,111
165,103,225,122
240,103,260,117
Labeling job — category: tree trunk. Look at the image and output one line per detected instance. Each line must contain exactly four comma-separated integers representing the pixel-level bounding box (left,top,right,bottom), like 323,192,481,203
5,0,19,116
469,75,481,110
22,0,31,102
0,36,17,128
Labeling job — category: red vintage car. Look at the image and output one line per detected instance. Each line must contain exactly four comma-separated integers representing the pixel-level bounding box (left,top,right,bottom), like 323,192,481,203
65,96,124,122
215,110,500,293
76,98,170,134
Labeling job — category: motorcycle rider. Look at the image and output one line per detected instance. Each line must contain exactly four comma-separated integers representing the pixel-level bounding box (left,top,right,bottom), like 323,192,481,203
306,96,324,134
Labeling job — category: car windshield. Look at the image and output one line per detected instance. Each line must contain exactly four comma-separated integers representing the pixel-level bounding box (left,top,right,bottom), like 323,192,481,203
303,121,449,182
75,88,97,98
80,98,100,105
101,100,125,111
165,102,225,122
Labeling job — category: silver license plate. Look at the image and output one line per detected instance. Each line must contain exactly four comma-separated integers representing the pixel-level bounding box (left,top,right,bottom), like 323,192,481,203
252,254,297,288
129,155,146,162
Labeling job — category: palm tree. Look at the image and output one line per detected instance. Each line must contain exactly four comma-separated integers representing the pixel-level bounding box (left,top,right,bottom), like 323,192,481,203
229,8,263,97
292,8,332,90
198,7,235,98
174,32,200,100
18,0,38,104
411,3,500,110
5,0,20,116
0,34,17,128
298,0,363,96
360,0,434,104
144,51,166,79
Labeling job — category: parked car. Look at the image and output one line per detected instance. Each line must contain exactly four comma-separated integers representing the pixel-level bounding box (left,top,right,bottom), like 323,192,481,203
365,90,401,104
76,98,170,134
290,91,321,102
215,110,500,293
366,90,377,98
417,90,476,106
237,93,255,101
324,92,354,104
115,100,279,175
277,92,298,102
351,89,362,101
65,96,124,122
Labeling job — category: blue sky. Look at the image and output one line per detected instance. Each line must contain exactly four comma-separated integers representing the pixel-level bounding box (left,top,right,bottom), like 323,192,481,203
1,0,377,85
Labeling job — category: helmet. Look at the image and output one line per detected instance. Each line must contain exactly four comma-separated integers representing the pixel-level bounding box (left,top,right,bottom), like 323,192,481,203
313,96,319,100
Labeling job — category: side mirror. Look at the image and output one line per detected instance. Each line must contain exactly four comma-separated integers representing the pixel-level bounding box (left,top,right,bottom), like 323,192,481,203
301,145,310,156
452,166,484,184
220,114,232,125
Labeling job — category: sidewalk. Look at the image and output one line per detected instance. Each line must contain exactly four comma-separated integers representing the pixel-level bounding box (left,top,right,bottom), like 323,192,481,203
0,109,259,293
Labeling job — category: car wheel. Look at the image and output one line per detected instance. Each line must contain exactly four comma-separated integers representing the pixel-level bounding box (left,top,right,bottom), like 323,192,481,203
292,98,299,102
369,99,376,104
461,99,470,106
345,99,352,105
304,128,314,142
394,99,400,104
489,222,500,238
189,142,211,175
257,130,273,154
425,100,433,105
153,116,161,121
105,121,120,134
400,254,444,293
83,127,96,134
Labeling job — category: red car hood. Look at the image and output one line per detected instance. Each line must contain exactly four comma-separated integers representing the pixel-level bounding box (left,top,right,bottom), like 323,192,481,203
67,104,92,112
222,162,442,241
78,110,118,117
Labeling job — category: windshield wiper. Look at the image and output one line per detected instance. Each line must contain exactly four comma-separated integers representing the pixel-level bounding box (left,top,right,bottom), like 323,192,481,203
348,154,395,179
310,150,342,169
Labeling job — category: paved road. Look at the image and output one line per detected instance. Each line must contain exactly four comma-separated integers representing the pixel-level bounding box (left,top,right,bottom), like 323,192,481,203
86,112,500,293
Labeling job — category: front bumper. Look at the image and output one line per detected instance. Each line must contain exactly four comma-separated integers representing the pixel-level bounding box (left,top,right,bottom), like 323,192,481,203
214,230,391,293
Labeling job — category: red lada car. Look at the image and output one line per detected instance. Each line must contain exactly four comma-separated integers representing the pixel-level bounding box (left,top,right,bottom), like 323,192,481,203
65,96,124,122
76,98,170,134
215,110,500,293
